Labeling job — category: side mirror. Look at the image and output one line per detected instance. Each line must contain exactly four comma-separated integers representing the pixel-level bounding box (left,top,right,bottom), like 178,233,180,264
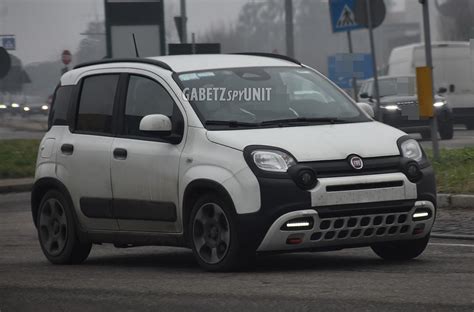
139,114,172,136
437,87,447,94
359,92,369,99
356,102,375,119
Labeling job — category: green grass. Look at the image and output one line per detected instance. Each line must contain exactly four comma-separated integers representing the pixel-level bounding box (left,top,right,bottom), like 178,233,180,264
0,139,40,179
426,148,474,194
0,139,473,194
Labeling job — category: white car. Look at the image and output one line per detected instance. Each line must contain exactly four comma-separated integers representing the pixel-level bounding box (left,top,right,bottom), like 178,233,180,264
32,54,436,271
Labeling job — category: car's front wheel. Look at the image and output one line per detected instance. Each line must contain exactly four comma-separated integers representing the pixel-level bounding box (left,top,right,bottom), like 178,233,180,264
37,190,92,264
371,235,430,261
189,193,254,272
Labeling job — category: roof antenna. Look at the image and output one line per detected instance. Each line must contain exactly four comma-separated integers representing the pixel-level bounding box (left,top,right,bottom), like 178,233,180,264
132,33,140,58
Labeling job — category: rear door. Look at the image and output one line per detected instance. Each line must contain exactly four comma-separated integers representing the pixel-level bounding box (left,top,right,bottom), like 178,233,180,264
56,73,121,231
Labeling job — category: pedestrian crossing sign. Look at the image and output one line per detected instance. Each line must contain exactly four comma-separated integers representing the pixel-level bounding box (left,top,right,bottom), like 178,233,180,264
329,0,364,33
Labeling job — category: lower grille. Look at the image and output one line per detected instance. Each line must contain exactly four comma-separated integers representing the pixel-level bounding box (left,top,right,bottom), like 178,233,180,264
310,212,411,242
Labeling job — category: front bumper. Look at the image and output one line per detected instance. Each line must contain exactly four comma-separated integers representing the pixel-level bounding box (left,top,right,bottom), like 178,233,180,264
257,200,435,252
237,164,436,252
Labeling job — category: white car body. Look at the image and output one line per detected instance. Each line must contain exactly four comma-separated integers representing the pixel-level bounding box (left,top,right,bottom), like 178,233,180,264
32,54,437,270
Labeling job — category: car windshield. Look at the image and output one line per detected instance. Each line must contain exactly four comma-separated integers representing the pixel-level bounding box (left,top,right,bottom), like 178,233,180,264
375,77,416,97
177,67,369,129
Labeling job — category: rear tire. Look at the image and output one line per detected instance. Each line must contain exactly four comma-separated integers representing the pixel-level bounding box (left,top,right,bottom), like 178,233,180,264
188,193,254,272
371,235,430,261
37,190,92,264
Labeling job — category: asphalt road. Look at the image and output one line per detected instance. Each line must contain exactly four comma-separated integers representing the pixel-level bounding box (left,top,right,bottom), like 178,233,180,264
0,193,473,312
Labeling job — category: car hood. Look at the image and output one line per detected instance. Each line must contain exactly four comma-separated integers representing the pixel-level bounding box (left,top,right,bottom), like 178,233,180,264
206,121,405,162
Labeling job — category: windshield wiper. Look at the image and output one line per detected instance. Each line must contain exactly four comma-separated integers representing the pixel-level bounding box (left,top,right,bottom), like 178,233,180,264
260,117,349,126
205,120,261,128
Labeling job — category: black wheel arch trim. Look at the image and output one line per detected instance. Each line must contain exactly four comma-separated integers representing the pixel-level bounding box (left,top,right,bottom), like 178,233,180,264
182,179,237,244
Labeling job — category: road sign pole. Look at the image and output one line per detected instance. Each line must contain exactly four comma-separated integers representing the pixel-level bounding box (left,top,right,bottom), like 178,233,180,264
365,0,381,120
421,0,440,160
346,31,358,101
285,0,295,58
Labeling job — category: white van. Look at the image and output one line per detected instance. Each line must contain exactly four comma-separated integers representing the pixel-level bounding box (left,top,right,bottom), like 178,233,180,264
388,41,474,129
32,54,436,271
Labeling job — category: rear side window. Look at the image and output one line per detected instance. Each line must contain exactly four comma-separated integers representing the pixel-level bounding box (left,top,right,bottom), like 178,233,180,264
76,74,119,134
49,85,74,128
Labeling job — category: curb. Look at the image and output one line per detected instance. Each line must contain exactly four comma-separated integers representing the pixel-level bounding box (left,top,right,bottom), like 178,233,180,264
437,193,474,209
0,179,33,194
431,233,474,241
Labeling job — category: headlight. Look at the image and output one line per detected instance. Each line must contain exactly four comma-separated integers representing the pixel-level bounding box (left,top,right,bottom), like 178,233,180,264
11,103,19,108
23,106,30,112
41,105,49,110
251,150,296,172
0,104,6,109
382,105,399,111
433,100,446,107
400,139,423,162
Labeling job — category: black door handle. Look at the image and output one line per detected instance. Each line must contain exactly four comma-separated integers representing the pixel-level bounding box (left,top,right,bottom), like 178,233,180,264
113,148,127,160
61,144,74,155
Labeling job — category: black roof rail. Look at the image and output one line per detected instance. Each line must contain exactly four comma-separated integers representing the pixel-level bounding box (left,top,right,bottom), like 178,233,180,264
73,58,173,71
233,52,301,65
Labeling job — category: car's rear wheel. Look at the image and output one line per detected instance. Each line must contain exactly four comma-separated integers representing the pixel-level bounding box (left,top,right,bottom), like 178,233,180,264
37,190,91,264
189,193,254,272
438,119,454,140
371,235,430,261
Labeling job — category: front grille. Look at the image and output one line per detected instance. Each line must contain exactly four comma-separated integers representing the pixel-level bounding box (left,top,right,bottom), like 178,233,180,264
315,200,415,218
301,156,401,178
326,180,404,192
310,212,411,242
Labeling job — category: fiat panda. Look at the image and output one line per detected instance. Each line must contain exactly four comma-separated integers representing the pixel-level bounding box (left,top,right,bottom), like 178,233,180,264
32,54,436,271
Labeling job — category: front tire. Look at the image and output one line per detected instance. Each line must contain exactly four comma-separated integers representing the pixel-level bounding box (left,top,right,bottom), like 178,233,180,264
438,113,454,140
371,235,430,261
37,190,92,264
189,193,254,272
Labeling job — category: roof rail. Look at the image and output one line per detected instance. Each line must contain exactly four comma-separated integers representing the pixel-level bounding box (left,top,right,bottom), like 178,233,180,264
233,52,301,65
73,58,173,71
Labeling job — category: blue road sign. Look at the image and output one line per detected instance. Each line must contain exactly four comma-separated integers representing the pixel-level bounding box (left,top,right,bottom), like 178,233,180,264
1,36,16,50
329,0,364,33
328,53,373,89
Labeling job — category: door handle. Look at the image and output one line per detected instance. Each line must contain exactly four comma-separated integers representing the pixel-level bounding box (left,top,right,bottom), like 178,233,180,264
113,148,127,160
61,144,74,155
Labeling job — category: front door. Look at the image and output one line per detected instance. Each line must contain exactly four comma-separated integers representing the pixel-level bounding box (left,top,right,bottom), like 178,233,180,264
110,73,185,233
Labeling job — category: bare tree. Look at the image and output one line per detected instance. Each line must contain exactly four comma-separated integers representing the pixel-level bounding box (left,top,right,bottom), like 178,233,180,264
436,0,474,41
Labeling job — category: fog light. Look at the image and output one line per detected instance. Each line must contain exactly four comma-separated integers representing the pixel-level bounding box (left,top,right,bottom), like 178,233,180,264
281,217,314,231
402,160,422,182
296,168,318,190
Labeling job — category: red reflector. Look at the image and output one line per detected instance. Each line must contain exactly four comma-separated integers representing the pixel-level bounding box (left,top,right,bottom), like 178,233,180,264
286,237,303,245
413,227,424,235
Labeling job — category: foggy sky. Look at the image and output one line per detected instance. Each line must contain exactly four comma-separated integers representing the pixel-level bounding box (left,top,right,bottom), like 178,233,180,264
0,0,247,65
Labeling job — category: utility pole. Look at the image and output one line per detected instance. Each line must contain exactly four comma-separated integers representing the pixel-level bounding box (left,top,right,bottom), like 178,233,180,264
420,0,440,160
285,0,294,57
366,0,381,120
180,0,188,43
347,31,358,101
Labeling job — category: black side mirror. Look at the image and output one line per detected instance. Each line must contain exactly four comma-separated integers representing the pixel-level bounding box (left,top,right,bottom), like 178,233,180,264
449,84,455,93
359,92,369,99
438,87,447,94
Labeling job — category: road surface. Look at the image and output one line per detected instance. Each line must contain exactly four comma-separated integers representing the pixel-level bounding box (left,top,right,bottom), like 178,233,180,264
0,192,473,311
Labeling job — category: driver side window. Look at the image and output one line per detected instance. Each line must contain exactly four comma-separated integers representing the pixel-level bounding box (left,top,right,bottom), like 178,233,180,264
124,75,175,137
